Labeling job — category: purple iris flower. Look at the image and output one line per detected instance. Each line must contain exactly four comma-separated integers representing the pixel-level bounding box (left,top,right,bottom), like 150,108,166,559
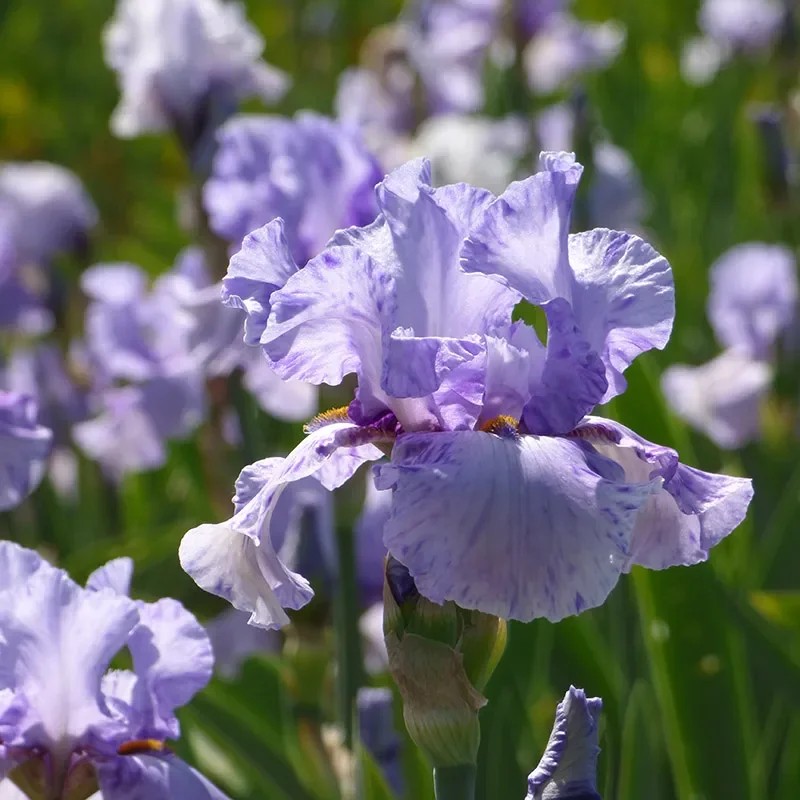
181,153,752,628
72,263,206,479
0,542,228,799
526,687,602,800
524,13,626,95
204,113,382,261
516,1,571,38
0,391,52,511
707,243,798,360
699,0,784,52
0,162,97,265
160,248,318,421
357,687,403,797
662,243,796,449
103,0,289,150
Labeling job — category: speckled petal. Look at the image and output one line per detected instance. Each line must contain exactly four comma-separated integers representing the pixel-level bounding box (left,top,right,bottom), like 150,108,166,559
460,152,582,305
527,686,602,800
567,229,674,402
180,422,387,628
375,430,659,622
576,417,754,571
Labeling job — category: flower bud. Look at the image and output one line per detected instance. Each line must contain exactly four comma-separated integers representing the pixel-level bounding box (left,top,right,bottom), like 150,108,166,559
382,557,507,768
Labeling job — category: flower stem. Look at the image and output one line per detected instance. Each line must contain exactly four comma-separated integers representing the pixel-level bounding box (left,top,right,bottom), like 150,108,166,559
433,764,477,800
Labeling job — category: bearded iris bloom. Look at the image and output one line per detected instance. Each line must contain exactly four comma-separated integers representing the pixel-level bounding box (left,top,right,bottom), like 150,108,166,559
0,542,228,800
526,687,602,800
180,152,753,629
0,392,52,510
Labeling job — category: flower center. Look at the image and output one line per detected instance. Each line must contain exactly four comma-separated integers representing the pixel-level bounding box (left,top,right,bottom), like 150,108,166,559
480,416,520,438
117,738,168,756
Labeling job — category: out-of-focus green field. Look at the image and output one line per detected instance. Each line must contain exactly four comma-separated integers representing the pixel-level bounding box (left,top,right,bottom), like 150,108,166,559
1,1,799,798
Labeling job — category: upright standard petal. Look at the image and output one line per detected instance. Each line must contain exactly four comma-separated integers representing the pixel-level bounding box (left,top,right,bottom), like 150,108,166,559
527,686,602,800
180,422,386,628
0,391,52,511
375,430,660,622
706,243,798,359
573,417,754,571
0,561,139,747
662,350,772,449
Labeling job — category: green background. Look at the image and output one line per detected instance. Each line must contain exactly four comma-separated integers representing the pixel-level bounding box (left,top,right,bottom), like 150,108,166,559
2,1,799,798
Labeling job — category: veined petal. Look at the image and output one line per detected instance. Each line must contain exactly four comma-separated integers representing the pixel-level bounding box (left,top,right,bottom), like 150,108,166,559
661,350,772,449
127,599,213,740
86,558,134,596
575,417,754,570
375,430,659,622
527,686,602,800
262,246,394,406
222,219,299,346
180,422,387,628
97,753,232,800
522,299,608,435
567,229,674,402
0,560,138,747
460,152,582,306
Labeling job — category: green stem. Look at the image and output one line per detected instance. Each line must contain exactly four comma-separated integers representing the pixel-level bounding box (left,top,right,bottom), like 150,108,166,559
433,764,477,800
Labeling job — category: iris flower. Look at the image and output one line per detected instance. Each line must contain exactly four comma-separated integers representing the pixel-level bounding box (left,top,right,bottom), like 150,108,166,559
0,392,52,510
181,152,752,629
526,687,602,800
0,543,228,799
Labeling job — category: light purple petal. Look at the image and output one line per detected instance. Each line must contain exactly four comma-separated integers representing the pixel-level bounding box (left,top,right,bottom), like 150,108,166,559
575,417,754,571
700,0,783,51
86,558,134,596
460,153,582,306
180,422,387,628
0,541,46,592
521,299,608,435
127,599,214,740
707,243,798,359
0,559,138,747
527,686,602,800
375,430,659,621
138,373,206,441
98,753,232,800
222,219,300,346
567,229,674,402
662,350,772,449
360,602,388,675
357,686,403,797
0,391,53,511
81,263,148,304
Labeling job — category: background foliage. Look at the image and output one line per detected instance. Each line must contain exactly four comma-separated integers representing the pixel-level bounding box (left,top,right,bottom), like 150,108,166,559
1,1,799,798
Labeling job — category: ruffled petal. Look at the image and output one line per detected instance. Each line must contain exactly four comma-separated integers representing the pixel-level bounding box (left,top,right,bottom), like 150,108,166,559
522,299,608,435
86,558,134,596
575,417,754,571
97,753,232,800
0,541,46,594
222,219,300,346
460,152,582,306
0,557,138,746
661,350,772,449
262,245,394,411
180,422,388,628
567,229,674,402
527,686,602,800
127,599,214,740
375,430,659,621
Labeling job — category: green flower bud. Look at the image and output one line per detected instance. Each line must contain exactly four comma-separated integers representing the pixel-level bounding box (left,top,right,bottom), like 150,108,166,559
383,557,507,769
